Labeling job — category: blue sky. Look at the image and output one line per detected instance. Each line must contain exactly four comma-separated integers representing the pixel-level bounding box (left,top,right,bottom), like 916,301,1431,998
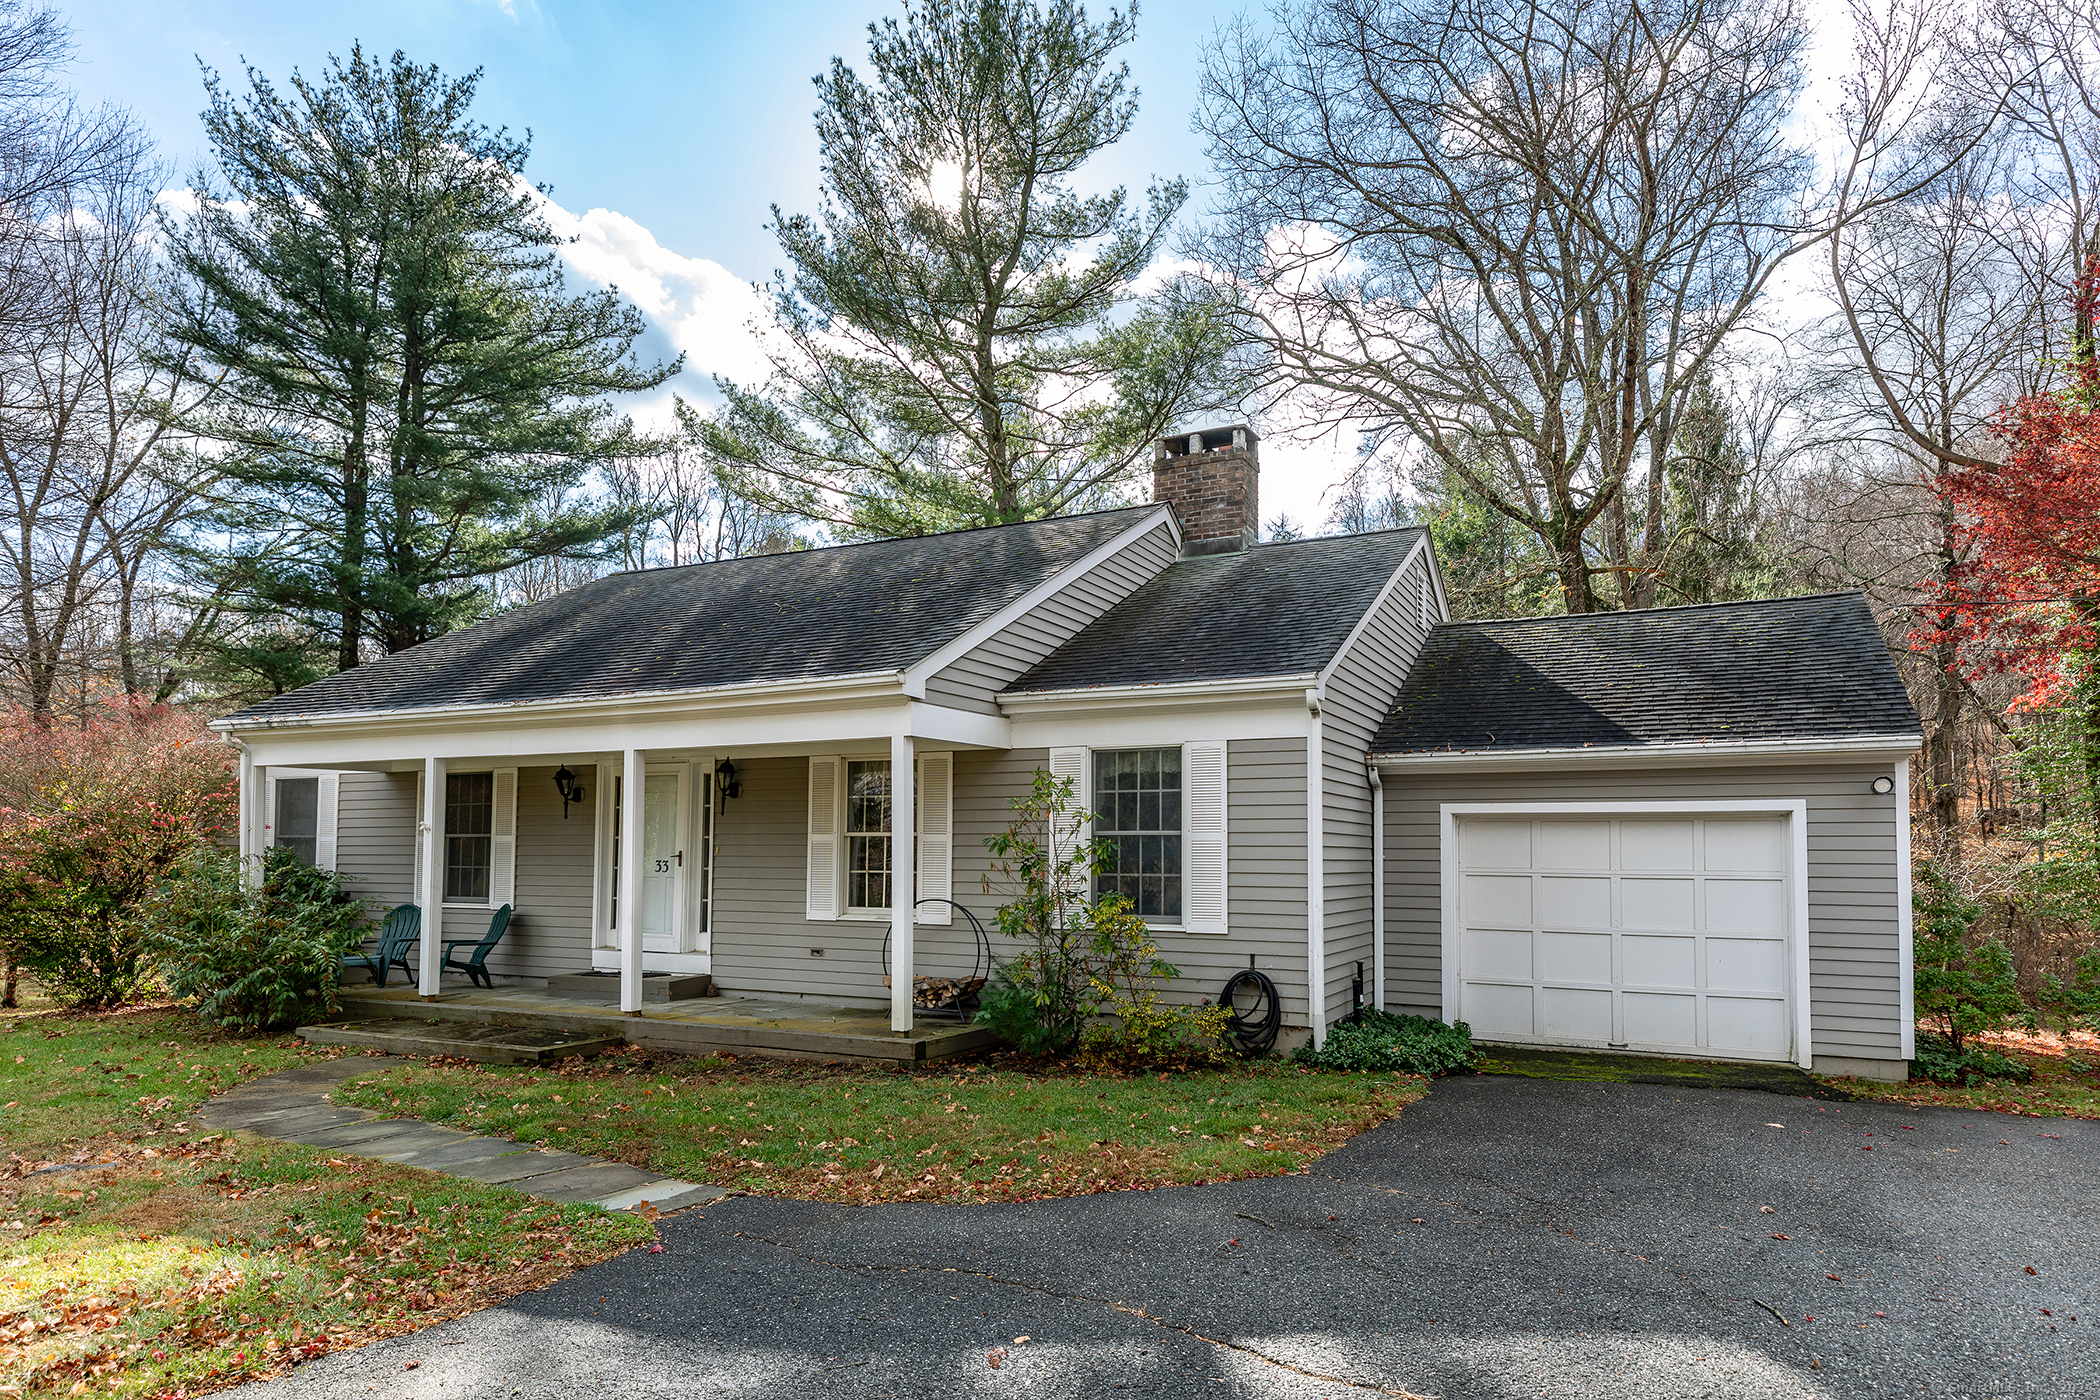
59,0,1359,524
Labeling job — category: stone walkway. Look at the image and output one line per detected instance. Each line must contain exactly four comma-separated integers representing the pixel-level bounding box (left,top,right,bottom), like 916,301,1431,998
197,1059,726,1214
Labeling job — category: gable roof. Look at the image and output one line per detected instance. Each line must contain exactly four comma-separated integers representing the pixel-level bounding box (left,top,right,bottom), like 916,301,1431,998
1372,591,1919,756
226,507,1160,722
1005,528,1426,694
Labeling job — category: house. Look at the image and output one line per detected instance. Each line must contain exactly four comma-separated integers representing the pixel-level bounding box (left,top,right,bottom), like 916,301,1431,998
213,425,1924,1081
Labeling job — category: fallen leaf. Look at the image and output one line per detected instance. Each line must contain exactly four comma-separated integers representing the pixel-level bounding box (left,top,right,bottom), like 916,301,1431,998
1770,1233,1792,1240
1759,1206,1774,1214
987,1347,1007,1369
1013,1335,1031,1344
647,1243,664,1254
1873,1312,1886,1318
1826,1274,1841,1281
405,1360,420,1370
2026,1266,2039,1275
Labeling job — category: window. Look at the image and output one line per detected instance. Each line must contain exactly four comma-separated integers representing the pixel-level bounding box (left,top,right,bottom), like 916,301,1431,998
846,759,892,909
445,772,494,902
1093,748,1182,920
274,777,319,867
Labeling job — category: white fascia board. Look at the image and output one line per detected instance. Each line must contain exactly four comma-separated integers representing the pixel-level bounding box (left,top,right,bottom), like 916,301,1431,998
1315,534,1433,692
900,505,1178,698
905,701,1009,750
1375,734,1925,773
1000,672,1321,717
1009,701,1314,751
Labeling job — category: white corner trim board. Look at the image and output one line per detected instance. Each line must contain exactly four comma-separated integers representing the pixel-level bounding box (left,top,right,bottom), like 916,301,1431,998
1894,760,1916,1061
1438,799,1815,1072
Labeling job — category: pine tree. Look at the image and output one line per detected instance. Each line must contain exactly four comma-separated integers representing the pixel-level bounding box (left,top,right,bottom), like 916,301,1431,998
161,46,677,692
701,0,1238,538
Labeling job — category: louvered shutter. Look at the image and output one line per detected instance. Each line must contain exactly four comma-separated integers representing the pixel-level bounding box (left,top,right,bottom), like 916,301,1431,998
1183,742,1228,933
1047,747,1091,906
489,768,518,908
916,752,952,923
315,774,340,873
806,756,841,920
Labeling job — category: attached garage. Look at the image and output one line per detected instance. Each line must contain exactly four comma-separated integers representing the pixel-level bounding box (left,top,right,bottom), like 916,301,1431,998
1370,593,1925,1083
1444,805,1808,1067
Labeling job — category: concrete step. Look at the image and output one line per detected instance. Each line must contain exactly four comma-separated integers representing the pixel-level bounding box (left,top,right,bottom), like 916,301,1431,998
299,1017,620,1066
545,971,714,1002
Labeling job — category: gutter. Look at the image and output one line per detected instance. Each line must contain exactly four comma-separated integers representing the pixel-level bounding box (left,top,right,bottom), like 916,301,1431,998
1372,733,1926,772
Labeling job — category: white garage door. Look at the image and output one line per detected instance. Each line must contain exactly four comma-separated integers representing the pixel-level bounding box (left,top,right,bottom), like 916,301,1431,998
1454,814,1796,1061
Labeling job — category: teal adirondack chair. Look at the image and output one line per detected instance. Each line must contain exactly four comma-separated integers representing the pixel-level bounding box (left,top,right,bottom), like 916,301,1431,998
343,904,420,988
441,905,513,989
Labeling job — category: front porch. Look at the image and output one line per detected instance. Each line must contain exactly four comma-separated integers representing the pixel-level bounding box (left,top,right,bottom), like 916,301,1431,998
328,982,1000,1064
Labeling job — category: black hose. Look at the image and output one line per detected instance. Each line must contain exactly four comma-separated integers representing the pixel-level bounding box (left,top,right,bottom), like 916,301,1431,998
1219,967,1282,1057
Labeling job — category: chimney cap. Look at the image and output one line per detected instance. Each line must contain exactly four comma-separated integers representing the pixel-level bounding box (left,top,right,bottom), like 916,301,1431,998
1159,423,1257,457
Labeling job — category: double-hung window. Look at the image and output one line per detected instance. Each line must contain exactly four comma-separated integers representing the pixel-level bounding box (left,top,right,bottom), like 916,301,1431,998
445,772,495,902
1093,747,1183,920
845,760,893,910
273,777,320,867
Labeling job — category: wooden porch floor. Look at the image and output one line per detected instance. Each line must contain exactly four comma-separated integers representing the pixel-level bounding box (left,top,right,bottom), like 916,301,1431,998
332,984,997,1065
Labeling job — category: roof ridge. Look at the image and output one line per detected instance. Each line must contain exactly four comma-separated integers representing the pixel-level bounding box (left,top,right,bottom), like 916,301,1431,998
1438,589,1868,630
606,503,1162,581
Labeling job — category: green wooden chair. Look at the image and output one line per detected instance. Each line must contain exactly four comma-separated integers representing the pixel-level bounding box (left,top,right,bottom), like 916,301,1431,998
441,905,513,989
343,904,420,988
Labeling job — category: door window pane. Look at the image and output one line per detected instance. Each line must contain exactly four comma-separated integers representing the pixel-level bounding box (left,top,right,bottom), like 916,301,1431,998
445,772,494,902
274,777,319,867
847,760,892,909
1092,748,1182,919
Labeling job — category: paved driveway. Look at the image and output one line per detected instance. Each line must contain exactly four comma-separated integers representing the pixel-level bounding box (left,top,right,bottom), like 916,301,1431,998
245,1075,2098,1399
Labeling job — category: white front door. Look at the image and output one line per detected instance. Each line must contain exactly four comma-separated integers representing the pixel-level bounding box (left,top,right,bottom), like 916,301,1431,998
612,768,686,956
1453,814,1794,1062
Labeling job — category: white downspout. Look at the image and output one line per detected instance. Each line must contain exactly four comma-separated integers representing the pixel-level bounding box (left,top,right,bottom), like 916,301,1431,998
1369,765,1384,1013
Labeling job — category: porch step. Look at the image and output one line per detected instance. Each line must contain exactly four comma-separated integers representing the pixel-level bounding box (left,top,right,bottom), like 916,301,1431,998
545,971,714,1003
299,1018,621,1066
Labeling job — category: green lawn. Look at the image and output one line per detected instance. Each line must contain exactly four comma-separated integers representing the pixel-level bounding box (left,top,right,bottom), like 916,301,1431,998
1830,1027,2100,1118
332,1046,1428,1203
1,997,650,1398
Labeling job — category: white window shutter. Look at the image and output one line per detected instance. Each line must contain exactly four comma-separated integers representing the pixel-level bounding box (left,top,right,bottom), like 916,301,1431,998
1047,747,1091,902
490,768,518,908
806,756,841,920
412,768,425,901
1184,742,1228,934
316,774,340,873
917,752,953,924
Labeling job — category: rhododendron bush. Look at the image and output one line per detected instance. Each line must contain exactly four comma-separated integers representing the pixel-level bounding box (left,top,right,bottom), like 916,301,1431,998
0,704,236,1008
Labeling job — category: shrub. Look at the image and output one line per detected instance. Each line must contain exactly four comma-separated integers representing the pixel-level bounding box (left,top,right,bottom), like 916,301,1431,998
1910,1030,2033,1086
1912,860,2026,1050
2037,950,2100,1030
140,845,369,1033
1073,897,1235,1072
1293,1009,1476,1076
0,705,236,1009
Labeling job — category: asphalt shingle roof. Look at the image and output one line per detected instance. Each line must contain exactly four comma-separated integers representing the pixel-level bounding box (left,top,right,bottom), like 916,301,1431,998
1005,528,1426,693
228,507,1159,721
1372,591,1920,755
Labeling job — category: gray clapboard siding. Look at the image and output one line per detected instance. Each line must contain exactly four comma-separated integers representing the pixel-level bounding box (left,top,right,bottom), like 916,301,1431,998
1318,551,1432,1023
924,522,1178,713
1227,736,1311,1026
332,771,414,909
1379,762,1906,1062
482,765,596,980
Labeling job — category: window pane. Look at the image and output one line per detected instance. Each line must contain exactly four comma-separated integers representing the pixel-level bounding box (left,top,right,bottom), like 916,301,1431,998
274,778,319,866
445,772,494,902
847,761,892,908
1091,747,1184,919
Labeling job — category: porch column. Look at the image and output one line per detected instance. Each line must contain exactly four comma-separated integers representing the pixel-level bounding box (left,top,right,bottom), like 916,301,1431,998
619,747,646,1015
891,732,916,1033
418,757,447,999
236,744,262,888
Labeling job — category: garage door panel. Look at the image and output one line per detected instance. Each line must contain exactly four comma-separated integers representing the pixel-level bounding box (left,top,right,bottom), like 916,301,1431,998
1536,986,1612,1041
1538,930,1612,983
1537,821,1610,869
1621,877,1695,930
1464,873,1533,925
1704,818,1787,872
1461,821,1531,868
1465,928,1533,980
1464,981,1533,1037
1538,875,1611,927
1707,996,1789,1054
1707,936,1787,993
1619,821,1695,870
1622,933,1695,988
1623,992,1697,1047
1706,879,1784,933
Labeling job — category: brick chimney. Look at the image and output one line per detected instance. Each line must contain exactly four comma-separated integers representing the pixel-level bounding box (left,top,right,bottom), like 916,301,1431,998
1153,424,1259,555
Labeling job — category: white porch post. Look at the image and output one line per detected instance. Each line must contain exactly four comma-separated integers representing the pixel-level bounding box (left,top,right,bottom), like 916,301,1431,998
891,732,916,1033
236,744,262,888
418,757,447,999
619,748,647,1015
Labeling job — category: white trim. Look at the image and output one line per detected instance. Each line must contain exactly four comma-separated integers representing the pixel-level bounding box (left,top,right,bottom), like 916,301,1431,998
806,756,842,921
237,745,261,887
1010,705,1311,752
843,754,895,916
262,767,339,871
593,761,617,948
1419,537,1451,623
901,506,1177,695
1377,735,1925,772
1315,534,1432,690
417,757,447,997
1182,741,1227,935
1369,766,1385,1011
618,748,646,1013
1438,799,1814,1071
890,733,917,1033
1307,712,1326,1045
488,768,517,909
1895,759,1915,1061
1000,673,1321,716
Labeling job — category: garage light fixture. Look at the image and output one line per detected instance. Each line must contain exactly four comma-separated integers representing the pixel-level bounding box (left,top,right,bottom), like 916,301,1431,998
1870,775,1895,795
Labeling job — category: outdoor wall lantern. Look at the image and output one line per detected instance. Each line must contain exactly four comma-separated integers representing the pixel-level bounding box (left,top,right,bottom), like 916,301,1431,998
715,760,742,808
553,765,586,819
1871,775,1895,795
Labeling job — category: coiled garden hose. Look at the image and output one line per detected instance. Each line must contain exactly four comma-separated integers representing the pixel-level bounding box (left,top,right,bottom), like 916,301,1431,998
1219,967,1282,1057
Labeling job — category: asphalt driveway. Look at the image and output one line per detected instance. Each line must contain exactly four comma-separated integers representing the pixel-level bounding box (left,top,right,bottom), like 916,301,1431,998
243,1074,2098,1399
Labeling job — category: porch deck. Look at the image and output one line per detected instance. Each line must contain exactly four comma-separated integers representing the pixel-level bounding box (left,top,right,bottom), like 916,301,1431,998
330,984,998,1065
